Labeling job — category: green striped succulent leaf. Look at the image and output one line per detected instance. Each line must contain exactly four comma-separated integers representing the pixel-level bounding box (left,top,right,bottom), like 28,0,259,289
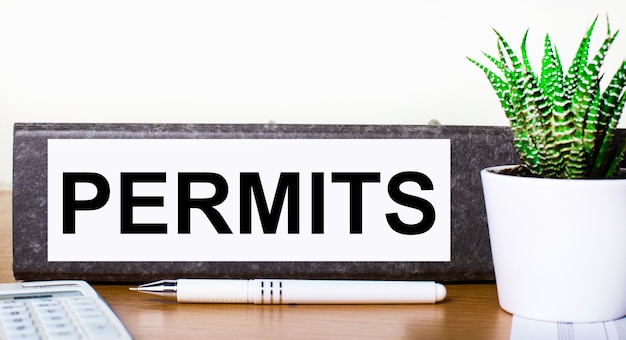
469,17,626,178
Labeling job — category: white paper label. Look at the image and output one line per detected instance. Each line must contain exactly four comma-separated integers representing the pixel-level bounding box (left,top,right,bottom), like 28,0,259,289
48,139,450,262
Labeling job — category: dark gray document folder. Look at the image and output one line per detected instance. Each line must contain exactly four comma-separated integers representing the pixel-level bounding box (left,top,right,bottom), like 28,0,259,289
13,123,521,282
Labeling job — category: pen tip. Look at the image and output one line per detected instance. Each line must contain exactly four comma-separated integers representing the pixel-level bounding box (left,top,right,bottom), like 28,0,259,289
129,287,138,291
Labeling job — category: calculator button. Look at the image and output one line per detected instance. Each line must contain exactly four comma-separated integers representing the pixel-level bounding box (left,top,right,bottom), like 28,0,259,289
70,305,103,317
4,334,40,340
45,330,81,340
33,308,67,321
1,308,29,318
41,321,75,332
31,300,62,308
43,322,76,335
4,323,37,335
2,315,33,327
83,322,120,338
39,314,73,326
0,302,27,313
65,297,94,305
79,314,109,324
33,304,65,313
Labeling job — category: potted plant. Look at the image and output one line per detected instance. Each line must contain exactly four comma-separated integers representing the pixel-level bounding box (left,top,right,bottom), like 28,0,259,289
468,16,626,323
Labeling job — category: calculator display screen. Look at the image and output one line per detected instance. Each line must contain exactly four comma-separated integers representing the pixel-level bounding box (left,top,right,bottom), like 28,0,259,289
0,290,83,300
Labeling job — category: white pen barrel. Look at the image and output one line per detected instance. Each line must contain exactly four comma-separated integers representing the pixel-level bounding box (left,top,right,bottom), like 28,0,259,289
176,279,249,303
250,279,446,304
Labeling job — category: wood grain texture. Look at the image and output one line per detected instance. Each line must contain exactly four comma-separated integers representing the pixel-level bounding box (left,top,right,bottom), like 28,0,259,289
0,191,12,283
94,284,512,339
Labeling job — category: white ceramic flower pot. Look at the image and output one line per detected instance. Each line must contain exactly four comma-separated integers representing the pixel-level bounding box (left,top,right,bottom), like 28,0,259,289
481,165,626,322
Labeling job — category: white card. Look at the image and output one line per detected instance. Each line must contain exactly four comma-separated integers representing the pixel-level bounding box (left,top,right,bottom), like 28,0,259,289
48,139,451,262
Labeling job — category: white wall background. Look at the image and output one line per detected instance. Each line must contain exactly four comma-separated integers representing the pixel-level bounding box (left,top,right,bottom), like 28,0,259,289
0,0,625,189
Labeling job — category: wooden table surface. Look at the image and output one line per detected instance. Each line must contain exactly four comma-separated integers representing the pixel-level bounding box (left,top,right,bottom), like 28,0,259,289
0,190,512,339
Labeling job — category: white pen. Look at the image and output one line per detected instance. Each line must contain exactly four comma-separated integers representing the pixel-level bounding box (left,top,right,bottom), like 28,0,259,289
130,279,446,304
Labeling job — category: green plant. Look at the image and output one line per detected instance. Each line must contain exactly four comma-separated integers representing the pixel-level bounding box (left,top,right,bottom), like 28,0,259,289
468,17,626,179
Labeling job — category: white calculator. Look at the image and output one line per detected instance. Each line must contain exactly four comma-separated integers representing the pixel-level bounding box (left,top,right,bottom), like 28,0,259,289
0,280,132,339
